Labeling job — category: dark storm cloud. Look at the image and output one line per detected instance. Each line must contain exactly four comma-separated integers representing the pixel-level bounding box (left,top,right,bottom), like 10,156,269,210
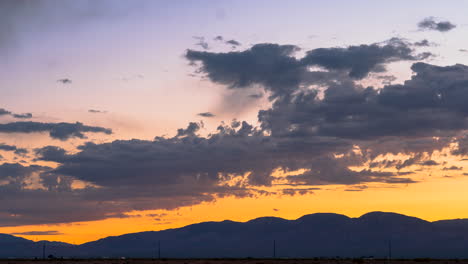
0,108,32,119
418,17,456,32
0,121,112,140
197,112,215,117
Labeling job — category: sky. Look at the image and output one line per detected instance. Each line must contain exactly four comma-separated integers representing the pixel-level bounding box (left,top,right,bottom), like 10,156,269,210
1,0,468,244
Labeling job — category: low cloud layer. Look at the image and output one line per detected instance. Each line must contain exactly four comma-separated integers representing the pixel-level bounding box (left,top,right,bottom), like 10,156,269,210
11,230,63,236
0,121,112,140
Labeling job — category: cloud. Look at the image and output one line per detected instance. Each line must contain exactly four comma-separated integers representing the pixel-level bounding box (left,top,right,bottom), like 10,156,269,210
10,230,63,236
12,113,33,119
282,188,317,196
0,143,17,152
212,36,241,48
225,39,241,47
186,43,304,97
0,143,28,156
175,122,201,137
418,17,456,32
259,62,468,143
413,39,431,47
2,39,468,226
186,39,431,99
301,38,432,79
0,109,10,116
443,166,463,171
0,121,112,140
249,93,263,99
197,112,215,118
0,108,32,119
26,117,416,226
193,36,209,50
421,160,439,166
88,109,107,114
57,78,72,84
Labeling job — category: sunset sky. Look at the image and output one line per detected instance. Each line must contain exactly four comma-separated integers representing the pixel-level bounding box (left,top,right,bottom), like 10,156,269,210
1,0,468,244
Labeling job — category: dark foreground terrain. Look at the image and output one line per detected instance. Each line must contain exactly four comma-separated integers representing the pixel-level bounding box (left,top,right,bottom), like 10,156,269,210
5,212,468,258
2,259,468,264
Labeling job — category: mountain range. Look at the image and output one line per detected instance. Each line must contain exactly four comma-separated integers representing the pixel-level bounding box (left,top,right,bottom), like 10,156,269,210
3,212,468,258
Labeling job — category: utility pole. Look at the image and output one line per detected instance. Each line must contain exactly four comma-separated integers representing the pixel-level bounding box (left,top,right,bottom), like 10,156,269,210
42,242,46,260
158,240,161,259
388,239,392,262
273,240,276,258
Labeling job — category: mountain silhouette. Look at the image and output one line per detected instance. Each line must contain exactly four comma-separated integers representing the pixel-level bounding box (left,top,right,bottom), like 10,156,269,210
3,212,468,258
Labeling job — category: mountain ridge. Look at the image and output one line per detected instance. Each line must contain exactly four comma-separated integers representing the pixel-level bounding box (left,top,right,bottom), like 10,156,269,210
3,211,468,258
